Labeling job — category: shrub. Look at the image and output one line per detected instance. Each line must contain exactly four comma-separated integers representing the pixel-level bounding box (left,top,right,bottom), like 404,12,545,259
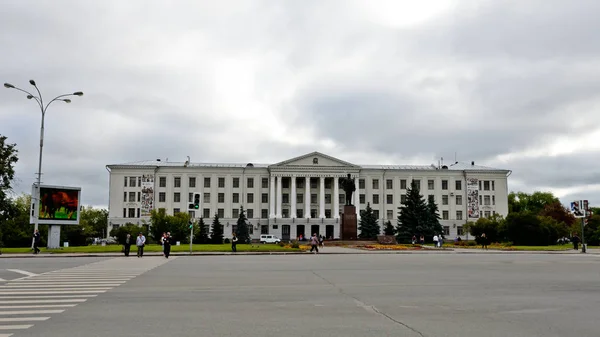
291,241,300,249
224,238,230,244
278,242,285,247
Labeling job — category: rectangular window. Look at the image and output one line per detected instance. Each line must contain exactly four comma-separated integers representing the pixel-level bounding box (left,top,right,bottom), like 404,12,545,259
233,177,240,188
247,177,254,188
400,179,407,189
174,177,181,188
484,195,491,206
428,180,435,190
457,226,464,236
414,180,421,190
123,192,127,202
204,193,210,203
311,209,317,218
123,208,126,218
484,211,491,218
137,192,141,202
247,209,253,218
232,208,239,218
282,179,290,189
325,194,331,204
188,193,193,203
372,179,379,189
261,225,269,234
173,193,181,203
129,192,135,202
311,194,317,204
386,194,393,204
359,179,365,189
360,194,365,204
247,193,254,204
442,195,449,205
232,193,239,203
325,179,331,189
159,177,166,187
217,209,224,218
484,181,490,191
124,177,128,187
372,195,379,204
492,195,495,205
325,209,331,218
296,209,303,218
492,181,495,191
456,211,463,220
310,179,317,189
218,193,225,203
262,193,268,203
387,210,393,219
479,195,482,204
373,210,379,219
443,226,450,236
296,194,303,204
159,192,166,202
261,209,268,219
138,177,141,187
442,210,449,220
262,178,269,188
218,177,225,188
479,180,482,190
174,208,180,214
128,208,135,217
130,177,136,187
442,180,448,190
455,180,462,190
339,194,345,204
386,179,393,189
188,210,195,218
137,208,140,218
203,208,210,219
282,193,289,204
456,195,462,205
401,195,407,204
189,177,196,188
204,177,211,188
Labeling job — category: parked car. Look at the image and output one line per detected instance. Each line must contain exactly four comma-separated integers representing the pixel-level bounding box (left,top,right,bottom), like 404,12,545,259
260,235,281,244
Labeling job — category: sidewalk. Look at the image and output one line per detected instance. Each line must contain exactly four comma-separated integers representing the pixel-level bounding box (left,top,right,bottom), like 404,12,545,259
1,246,598,257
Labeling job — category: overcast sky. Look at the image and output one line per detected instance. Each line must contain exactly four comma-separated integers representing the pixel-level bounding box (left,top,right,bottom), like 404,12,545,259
1,0,599,209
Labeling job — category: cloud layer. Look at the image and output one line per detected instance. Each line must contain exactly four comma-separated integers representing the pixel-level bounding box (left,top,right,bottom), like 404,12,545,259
1,0,599,208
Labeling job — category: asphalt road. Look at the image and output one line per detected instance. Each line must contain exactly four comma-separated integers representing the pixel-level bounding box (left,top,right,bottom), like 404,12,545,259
2,253,599,337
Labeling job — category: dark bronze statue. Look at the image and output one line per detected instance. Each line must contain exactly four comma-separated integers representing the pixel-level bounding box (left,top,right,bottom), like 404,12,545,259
341,173,356,206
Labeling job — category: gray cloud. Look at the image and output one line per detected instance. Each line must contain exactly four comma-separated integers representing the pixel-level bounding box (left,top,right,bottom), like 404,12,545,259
1,0,599,208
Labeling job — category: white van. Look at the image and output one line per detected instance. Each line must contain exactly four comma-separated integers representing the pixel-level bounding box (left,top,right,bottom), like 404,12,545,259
260,235,281,244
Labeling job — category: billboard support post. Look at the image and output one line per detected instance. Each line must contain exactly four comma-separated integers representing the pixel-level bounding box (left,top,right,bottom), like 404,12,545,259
581,217,586,254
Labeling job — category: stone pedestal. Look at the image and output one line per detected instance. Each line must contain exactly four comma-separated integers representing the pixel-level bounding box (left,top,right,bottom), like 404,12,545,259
340,205,357,240
47,225,61,249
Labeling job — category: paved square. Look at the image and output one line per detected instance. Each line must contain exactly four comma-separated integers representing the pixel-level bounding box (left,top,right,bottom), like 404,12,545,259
2,253,599,337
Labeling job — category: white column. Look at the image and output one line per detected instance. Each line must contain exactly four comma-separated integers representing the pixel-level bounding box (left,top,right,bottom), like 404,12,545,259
319,176,325,218
305,176,310,218
333,176,340,219
354,174,361,220
276,176,282,218
269,175,275,218
291,176,297,218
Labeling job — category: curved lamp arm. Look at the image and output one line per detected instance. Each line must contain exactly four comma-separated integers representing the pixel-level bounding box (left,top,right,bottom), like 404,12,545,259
4,83,42,109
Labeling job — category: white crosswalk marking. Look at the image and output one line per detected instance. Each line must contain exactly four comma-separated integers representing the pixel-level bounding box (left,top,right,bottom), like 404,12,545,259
0,256,173,335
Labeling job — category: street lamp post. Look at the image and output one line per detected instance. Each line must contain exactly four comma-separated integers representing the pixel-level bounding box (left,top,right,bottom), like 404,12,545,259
4,80,83,248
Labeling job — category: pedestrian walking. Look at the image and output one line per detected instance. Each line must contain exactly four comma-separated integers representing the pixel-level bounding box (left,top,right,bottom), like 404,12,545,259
123,233,132,256
32,229,41,254
231,233,238,252
310,233,319,253
136,232,146,257
480,233,488,250
163,232,172,258
572,234,580,250
433,234,439,248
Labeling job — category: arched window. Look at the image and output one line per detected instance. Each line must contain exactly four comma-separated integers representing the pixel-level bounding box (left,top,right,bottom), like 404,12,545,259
313,158,318,164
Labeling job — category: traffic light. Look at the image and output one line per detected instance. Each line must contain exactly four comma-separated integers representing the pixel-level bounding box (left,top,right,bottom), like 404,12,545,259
188,220,193,229
194,193,200,209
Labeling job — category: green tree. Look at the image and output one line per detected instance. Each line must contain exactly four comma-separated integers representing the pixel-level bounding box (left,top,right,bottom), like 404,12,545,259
583,214,600,246
467,214,506,244
110,223,147,244
383,220,395,236
508,191,558,214
235,206,250,243
148,209,191,244
426,198,443,237
210,213,224,244
1,194,48,248
193,217,210,244
504,211,567,246
80,207,109,238
0,135,19,246
396,180,429,243
358,203,380,239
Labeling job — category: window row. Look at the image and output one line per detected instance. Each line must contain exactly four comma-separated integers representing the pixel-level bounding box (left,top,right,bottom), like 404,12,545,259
358,178,463,191
155,176,270,189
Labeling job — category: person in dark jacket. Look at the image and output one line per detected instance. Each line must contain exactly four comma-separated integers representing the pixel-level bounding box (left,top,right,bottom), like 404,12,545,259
163,232,172,258
33,229,41,254
231,233,238,252
572,234,580,250
123,233,132,256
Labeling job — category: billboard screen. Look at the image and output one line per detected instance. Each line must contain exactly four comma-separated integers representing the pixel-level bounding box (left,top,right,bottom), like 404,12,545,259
30,185,82,225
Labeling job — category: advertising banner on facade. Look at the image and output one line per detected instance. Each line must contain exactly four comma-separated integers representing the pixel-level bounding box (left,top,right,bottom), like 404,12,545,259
30,185,81,225
466,178,480,219
141,174,154,216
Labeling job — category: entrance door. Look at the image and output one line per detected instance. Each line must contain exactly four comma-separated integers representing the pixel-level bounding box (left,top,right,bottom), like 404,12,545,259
326,225,334,240
282,225,291,241
296,225,305,241
311,225,320,237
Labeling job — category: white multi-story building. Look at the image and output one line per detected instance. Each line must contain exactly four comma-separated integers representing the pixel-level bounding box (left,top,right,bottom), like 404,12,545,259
106,151,511,240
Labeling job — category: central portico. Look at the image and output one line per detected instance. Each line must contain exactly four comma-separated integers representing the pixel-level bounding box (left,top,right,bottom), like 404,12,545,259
267,152,360,222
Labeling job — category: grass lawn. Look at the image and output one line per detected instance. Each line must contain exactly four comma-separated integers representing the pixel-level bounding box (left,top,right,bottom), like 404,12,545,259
0,243,303,254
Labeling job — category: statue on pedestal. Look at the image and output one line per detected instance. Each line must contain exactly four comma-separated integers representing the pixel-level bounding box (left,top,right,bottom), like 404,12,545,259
341,173,356,206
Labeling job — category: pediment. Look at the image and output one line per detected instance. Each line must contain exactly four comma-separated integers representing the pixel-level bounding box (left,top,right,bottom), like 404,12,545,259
270,151,358,168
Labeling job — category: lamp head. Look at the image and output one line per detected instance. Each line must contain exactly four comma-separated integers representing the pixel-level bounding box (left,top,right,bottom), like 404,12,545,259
29,80,36,86
3,83,14,88
73,91,83,96
63,99,71,103
27,95,34,99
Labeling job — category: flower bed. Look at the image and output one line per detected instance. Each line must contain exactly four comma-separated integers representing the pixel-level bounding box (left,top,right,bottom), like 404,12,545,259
353,244,423,250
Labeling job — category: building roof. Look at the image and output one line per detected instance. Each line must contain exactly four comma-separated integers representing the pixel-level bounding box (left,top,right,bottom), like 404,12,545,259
107,158,509,173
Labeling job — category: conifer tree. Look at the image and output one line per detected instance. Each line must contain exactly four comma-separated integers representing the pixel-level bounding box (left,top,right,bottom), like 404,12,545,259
235,206,250,243
383,220,395,236
426,198,444,239
396,179,429,243
358,203,380,239
194,217,210,244
210,213,224,244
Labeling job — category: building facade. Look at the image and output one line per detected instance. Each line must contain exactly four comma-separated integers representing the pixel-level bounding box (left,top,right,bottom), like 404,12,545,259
106,152,511,241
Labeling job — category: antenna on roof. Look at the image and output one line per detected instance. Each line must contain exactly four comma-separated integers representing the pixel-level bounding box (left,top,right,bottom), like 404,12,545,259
454,152,457,163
